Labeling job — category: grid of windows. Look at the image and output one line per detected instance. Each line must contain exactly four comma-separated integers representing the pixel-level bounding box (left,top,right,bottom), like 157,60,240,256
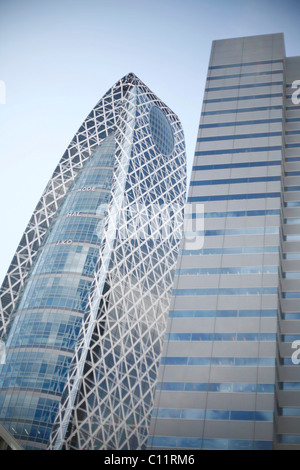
32,245,99,277
47,216,105,245
278,83,300,446
0,352,71,394
72,168,113,190
149,34,284,451
18,277,91,312
0,75,187,452
47,81,186,451
0,133,116,448
60,191,110,216
149,105,174,156
8,313,82,351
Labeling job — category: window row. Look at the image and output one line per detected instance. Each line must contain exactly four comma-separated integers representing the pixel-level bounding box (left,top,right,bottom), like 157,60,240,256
198,132,281,143
32,245,99,277
18,276,92,313
281,312,300,320
188,192,280,203
280,435,300,445
1,420,52,446
283,292,300,299
0,394,59,426
205,81,282,92
172,287,278,297
207,70,282,81
159,357,275,367
165,332,276,342
185,209,280,219
208,59,283,70
9,315,82,352
176,266,278,276
180,245,279,255
279,382,300,390
202,105,282,116
0,351,72,396
285,202,300,207
60,191,110,217
47,217,104,246
199,117,282,128
283,272,300,278
188,227,279,237
169,309,277,318
149,435,272,450
193,159,281,171
285,186,300,192
285,171,300,176
284,218,300,224
285,154,299,162
153,408,273,421
195,145,281,156
203,93,282,104
190,175,280,186
72,167,113,190
156,382,273,393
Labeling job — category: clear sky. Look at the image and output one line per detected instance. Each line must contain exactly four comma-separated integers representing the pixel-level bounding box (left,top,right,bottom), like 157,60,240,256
0,0,299,283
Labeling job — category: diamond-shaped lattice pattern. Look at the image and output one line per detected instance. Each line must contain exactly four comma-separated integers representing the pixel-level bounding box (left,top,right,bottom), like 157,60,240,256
49,77,186,451
0,74,186,450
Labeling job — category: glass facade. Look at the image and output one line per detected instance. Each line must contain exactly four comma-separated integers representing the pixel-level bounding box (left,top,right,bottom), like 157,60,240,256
148,33,300,451
0,74,186,450
0,135,115,447
276,54,300,450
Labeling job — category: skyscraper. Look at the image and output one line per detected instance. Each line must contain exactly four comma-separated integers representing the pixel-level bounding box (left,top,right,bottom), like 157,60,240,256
0,73,186,450
149,33,300,450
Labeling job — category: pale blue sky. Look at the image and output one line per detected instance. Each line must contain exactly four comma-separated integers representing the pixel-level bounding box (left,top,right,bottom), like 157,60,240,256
0,0,299,282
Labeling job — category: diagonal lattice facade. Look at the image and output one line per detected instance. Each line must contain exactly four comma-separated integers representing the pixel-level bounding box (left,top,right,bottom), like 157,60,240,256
0,73,186,450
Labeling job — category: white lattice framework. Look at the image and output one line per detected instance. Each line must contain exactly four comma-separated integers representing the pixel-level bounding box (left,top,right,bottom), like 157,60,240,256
0,74,186,450
0,76,129,338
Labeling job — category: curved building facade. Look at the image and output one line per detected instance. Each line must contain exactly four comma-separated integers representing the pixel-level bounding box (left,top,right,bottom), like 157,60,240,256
0,74,186,450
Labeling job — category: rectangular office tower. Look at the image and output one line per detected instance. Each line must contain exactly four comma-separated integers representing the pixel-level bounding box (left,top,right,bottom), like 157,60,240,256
148,33,300,450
